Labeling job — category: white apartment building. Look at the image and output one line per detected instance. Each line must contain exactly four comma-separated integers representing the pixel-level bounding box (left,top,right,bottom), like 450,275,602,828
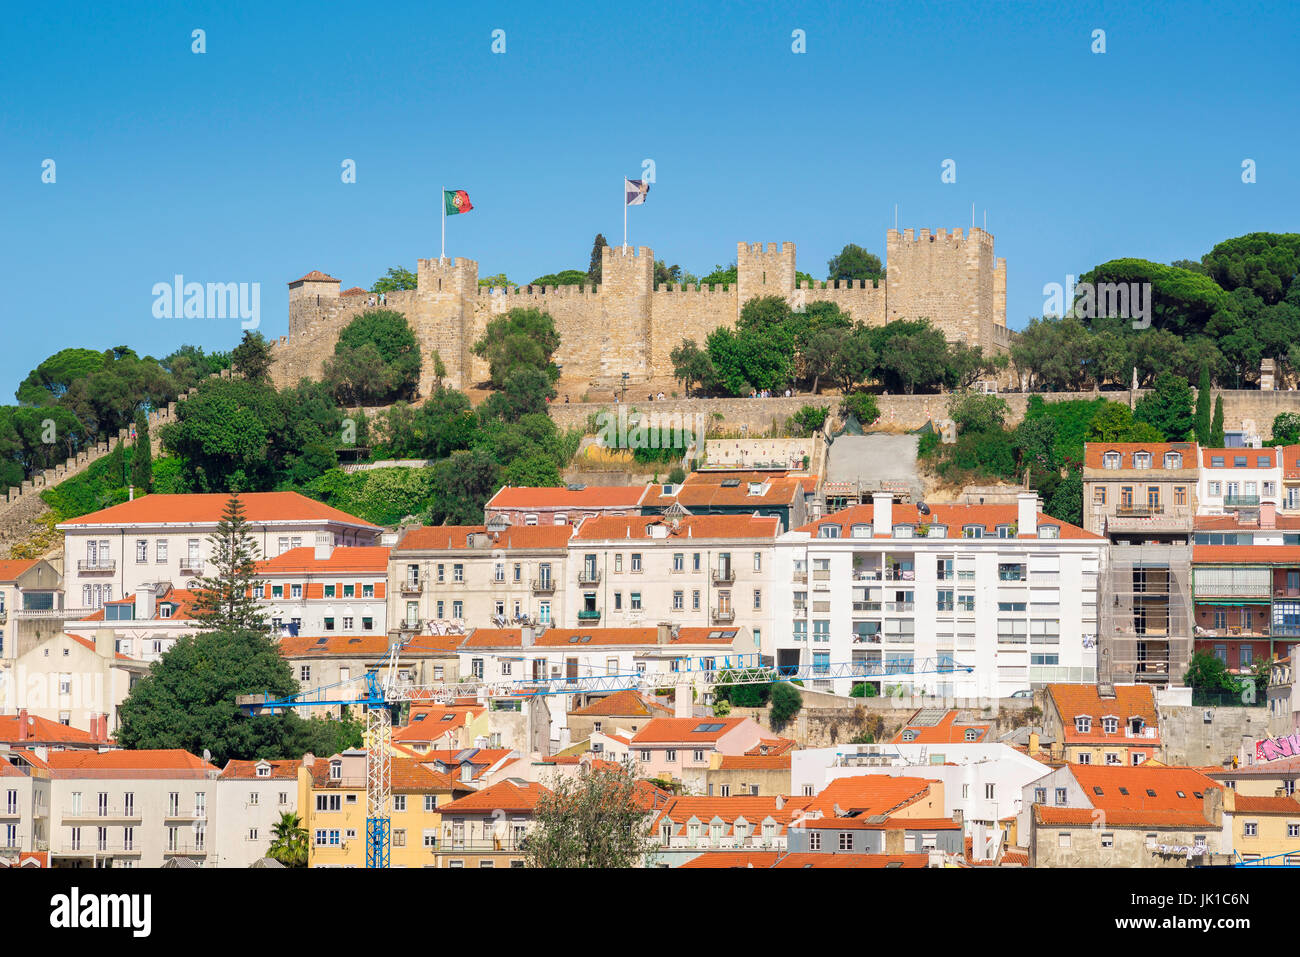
566,515,779,648
255,542,389,638
214,759,299,868
1197,446,1283,515
65,585,199,664
773,493,1106,698
389,524,573,634
0,754,47,859
36,748,221,868
57,492,379,615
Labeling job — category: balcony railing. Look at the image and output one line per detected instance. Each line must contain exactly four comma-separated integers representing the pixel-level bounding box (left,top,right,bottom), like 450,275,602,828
77,560,116,573
400,579,424,595
62,807,142,823
179,559,205,575
712,568,735,585
711,608,735,623
1116,504,1163,517
578,569,601,586
1225,494,1261,508
11,607,96,620
576,609,602,621
530,578,555,594
884,601,914,613
884,570,915,582
1271,624,1300,637
791,571,808,584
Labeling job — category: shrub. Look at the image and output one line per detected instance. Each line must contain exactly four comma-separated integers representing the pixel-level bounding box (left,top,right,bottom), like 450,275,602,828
841,391,880,425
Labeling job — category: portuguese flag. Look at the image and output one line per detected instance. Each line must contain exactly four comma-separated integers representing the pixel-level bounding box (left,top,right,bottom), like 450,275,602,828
444,189,473,215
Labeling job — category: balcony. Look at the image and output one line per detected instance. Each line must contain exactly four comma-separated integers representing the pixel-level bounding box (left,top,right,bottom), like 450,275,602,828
1224,494,1261,508
11,607,96,620
77,560,116,573
578,569,601,586
530,578,555,595
179,558,205,576
1271,624,1300,638
1116,504,1164,517
712,568,735,585
792,603,807,617
1105,506,1193,533
791,571,808,584
884,601,914,613
576,609,602,621
711,608,736,623
62,807,142,823
400,579,424,595
884,569,915,582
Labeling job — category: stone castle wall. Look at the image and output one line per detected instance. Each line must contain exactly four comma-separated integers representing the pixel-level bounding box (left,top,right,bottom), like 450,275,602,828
271,227,1009,395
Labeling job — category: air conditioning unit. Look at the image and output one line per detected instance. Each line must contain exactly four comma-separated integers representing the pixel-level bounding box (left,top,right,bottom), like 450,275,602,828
1203,709,1213,723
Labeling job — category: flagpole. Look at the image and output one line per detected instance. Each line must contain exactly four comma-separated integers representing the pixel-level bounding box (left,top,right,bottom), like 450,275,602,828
622,179,628,250
441,188,446,261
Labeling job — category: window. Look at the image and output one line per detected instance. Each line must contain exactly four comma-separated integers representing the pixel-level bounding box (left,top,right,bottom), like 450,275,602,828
424,795,438,812
808,831,821,850
1244,821,1257,837
1054,788,1067,805
1103,451,1121,469
323,617,334,632
1058,832,1071,848
135,539,148,563
984,783,995,799
672,553,684,572
692,590,701,611
453,564,464,583
393,795,407,812
1102,716,1118,734
672,590,684,610
1075,715,1092,734
818,524,840,538
156,540,167,562
962,525,984,538
630,592,642,611
838,832,853,851
1101,832,1114,848
1164,452,1182,469
753,589,762,610
1093,486,1107,505
754,552,762,572
1175,486,1187,506
631,553,642,572
1133,452,1151,469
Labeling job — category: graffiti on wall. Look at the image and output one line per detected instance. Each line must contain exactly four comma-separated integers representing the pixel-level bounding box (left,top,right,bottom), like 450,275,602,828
1255,732,1300,762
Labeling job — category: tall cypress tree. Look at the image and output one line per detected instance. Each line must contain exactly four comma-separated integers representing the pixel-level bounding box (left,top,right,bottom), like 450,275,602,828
1194,365,1212,445
130,411,152,492
1210,395,1226,448
586,234,608,286
190,493,268,633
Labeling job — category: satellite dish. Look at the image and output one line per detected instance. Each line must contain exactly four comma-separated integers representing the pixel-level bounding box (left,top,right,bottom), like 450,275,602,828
917,502,931,515
202,749,211,763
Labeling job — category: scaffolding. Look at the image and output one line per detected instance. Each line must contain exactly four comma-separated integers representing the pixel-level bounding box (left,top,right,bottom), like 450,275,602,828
1100,544,1193,687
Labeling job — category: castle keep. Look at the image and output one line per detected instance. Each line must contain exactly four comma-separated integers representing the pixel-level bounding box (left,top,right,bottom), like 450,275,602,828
272,227,1009,395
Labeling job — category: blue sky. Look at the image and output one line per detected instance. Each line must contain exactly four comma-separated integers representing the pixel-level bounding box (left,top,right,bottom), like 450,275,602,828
1,0,1296,395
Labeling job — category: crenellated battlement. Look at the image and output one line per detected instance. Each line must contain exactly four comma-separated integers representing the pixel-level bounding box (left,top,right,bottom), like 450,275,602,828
274,226,1007,393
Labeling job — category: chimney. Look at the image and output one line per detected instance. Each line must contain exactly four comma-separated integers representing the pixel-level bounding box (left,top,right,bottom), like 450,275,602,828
657,622,673,645
1261,502,1277,529
521,624,534,648
314,531,333,561
98,713,109,743
302,752,315,769
128,485,134,501
94,628,115,660
872,493,893,537
1017,492,1038,538
674,685,692,718
135,582,157,621
17,708,28,742
88,714,98,741
1028,731,1040,756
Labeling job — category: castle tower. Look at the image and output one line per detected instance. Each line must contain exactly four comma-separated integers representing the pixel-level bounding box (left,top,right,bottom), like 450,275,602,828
598,245,654,377
884,227,1006,352
735,242,796,319
415,256,480,392
287,270,341,337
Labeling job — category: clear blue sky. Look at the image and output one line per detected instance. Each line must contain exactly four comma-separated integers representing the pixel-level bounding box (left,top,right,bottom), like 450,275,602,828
2,0,1296,395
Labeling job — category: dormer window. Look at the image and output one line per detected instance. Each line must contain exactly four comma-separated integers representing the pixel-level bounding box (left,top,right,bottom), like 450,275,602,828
850,524,872,538
1132,451,1151,469
1037,525,1060,539
330,761,342,780
1164,452,1182,469
818,524,841,539
962,525,984,539
996,525,1015,539
1075,716,1092,734
1102,716,1119,734
892,525,914,538
1103,451,1121,470
927,524,947,538
964,729,979,741
257,764,270,777
901,730,917,742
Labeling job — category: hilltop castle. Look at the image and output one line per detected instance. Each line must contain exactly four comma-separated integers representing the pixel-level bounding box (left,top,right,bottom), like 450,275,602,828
271,227,1009,394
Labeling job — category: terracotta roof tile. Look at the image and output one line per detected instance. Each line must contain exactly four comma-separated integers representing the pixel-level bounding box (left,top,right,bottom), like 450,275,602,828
804,776,937,818
0,560,38,581
797,503,1100,540
395,524,572,551
58,492,377,529
437,778,548,813
573,514,780,541
568,690,671,718
290,270,339,284
630,717,749,745
219,759,299,780
486,486,648,509
1047,684,1159,744
1083,442,1198,471
256,546,389,574
891,709,992,744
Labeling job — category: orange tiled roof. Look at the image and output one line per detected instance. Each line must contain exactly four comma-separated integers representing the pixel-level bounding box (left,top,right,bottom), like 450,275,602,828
391,706,483,743
1193,545,1300,565
256,546,389,574
0,713,106,746
569,690,671,718
219,759,299,780
631,717,749,745
1034,805,1215,828
718,754,792,771
797,503,1101,540
652,795,813,835
394,524,573,551
437,778,548,813
339,287,368,296
279,634,399,657
773,852,930,868
58,492,377,529
745,737,796,756
1048,684,1159,744
891,709,992,744
290,270,339,284
804,776,937,818
641,478,803,509
42,749,216,775
0,559,38,581
1083,442,1197,470
573,514,780,541
486,486,648,509
1194,514,1300,531
1232,794,1300,814
679,851,781,868
1068,764,1220,814
1200,448,1278,469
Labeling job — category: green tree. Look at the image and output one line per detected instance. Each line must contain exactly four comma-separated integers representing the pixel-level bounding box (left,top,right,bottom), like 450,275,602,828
1270,412,1300,445
479,367,556,423
413,388,479,458
1046,472,1083,526
769,682,803,728
1194,365,1213,444
15,348,106,405
1085,403,1164,443
948,392,1010,436
267,811,308,867
841,392,880,426
428,450,501,524
699,264,738,287
189,494,269,631
231,331,275,383
371,266,418,294
670,339,716,397
326,310,422,404
130,411,152,492
1210,395,1226,447
1133,372,1194,441
161,377,282,492
530,269,588,287
586,234,608,286
789,405,829,436
827,243,884,283
472,307,561,389
869,319,949,394
525,759,654,868
831,328,876,394
1183,651,1239,693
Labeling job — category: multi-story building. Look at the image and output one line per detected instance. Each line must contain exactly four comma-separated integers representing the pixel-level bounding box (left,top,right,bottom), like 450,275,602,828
483,485,646,528
57,492,380,615
1041,683,1161,766
1192,511,1300,673
388,524,572,635
0,559,66,663
214,759,299,868
566,515,779,645
433,778,548,868
255,543,389,638
629,716,767,782
5,631,148,734
647,794,814,866
37,748,221,868
1024,764,1226,868
0,753,46,860
565,689,672,743
1197,446,1283,517
297,750,465,868
0,711,107,751
639,474,809,529
279,634,460,717
66,585,198,664
773,493,1104,697
1084,443,1197,686
1223,792,1300,864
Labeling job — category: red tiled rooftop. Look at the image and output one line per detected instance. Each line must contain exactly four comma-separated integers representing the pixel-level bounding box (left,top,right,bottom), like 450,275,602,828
219,759,299,780
438,778,548,813
1082,442,1197,471
290,270,339,284
1048,684,1159,744
891,709,992,744
569,690,671,718
256,546,390,574
394,524,573,551
797,503,1100,540
631,717,749,745
486,486,648,509
58,492,377,529
0,559,38,581
573,514,780,541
